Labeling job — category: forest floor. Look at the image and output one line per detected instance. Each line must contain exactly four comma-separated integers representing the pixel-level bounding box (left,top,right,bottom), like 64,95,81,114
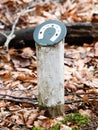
0,0,98,130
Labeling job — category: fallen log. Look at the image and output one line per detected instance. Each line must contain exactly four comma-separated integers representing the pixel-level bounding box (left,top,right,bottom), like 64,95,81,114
0,22,98,48
66,22,98,45
0,27,35,48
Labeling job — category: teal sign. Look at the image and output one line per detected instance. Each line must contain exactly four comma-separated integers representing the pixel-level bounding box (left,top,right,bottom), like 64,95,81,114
33,20,67,46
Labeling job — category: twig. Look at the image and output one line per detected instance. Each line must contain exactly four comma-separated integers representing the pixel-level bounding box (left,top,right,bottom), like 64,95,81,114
0,31,7,38
0,94,38,105
0,7,35,51
0,93,97,106
65,98,98,104
0,97,38,105
0,20,9,27
65,92,98,96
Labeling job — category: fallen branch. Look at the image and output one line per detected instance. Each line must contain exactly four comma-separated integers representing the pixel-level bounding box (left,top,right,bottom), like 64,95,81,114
0,7,35,50
65,91,98,96
0,94,97,106
0,22,98,49
65,98,98,104
0,94,38,106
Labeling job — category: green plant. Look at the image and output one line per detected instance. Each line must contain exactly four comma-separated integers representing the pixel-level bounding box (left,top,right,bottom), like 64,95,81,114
31,127,44,130
72,128,78,130
51,123,60,130
62,112,91,129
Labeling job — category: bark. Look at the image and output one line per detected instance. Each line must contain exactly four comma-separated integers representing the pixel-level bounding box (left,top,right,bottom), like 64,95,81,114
66,22,98,45
0,22,98,48
0,27,35,48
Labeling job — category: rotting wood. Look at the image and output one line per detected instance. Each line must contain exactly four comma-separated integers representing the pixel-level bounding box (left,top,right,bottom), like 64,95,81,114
0,22,98,48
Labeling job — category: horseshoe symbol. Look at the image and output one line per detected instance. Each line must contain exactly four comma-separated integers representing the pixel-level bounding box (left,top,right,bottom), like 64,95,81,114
33,20,67,46
38,23,61,42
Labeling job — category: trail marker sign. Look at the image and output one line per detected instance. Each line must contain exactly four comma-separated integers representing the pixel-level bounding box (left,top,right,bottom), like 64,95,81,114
33,20,66,46
33,20,67,117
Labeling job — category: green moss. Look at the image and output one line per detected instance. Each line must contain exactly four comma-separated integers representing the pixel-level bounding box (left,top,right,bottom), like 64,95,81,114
31,124,60,130
62,112,91,129
51,123,60,130
72,128,78,130
31,127,44,130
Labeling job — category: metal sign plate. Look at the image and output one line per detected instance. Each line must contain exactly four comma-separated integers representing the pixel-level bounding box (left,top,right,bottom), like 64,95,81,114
33,20,67,46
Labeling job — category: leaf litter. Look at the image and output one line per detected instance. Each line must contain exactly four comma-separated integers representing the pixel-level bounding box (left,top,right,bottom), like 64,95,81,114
0,0,98,130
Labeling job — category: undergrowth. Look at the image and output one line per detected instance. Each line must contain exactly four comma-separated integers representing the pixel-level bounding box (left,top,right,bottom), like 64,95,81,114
61,112,91,130
31,127,44,130
31,112,97,130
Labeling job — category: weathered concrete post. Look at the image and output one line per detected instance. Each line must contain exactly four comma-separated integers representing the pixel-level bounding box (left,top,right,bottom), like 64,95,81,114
33,20,67,117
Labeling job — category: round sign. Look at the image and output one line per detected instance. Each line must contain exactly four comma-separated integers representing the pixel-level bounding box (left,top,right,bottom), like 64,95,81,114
33,20,67,46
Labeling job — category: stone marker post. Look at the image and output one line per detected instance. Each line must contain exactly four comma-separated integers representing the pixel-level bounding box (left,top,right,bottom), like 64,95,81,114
33,20,67,117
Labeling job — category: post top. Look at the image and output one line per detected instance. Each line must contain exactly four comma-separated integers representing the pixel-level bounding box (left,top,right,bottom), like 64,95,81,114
33,20,67,46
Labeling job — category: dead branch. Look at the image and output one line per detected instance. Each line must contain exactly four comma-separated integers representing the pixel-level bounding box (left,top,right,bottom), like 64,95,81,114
0,94,97,106
0,94,38,105
65,91,98,96
0,8,35,51
0,22,98,49
0,20,9,27
65,98,98,104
